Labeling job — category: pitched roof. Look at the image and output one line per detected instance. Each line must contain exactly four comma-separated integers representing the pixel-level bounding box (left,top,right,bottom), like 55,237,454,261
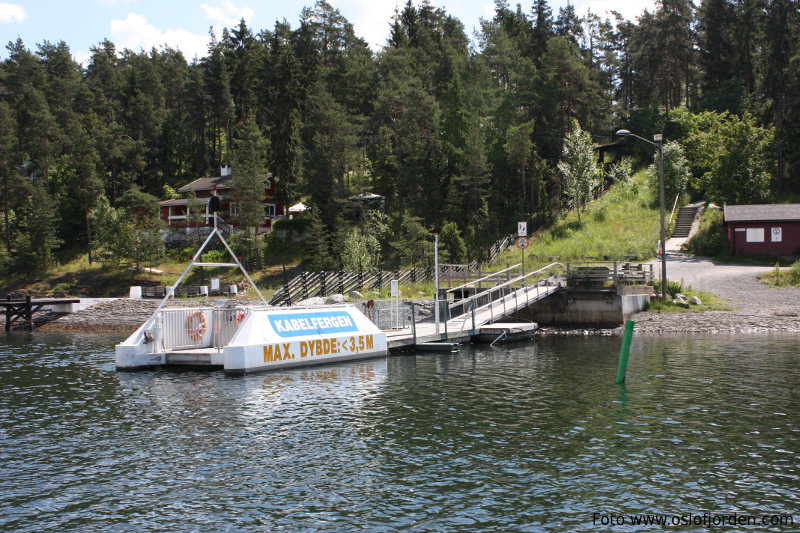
160,197,211,207
723,203,800,222
178,176,233,193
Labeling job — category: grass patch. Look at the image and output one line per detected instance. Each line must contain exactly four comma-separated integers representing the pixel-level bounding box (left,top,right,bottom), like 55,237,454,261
757,261,800,287
647,278,735,312
498,171,661,268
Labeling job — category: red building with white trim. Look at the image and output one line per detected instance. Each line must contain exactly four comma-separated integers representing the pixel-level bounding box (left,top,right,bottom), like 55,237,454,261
724,204,800,256
160,165,284,233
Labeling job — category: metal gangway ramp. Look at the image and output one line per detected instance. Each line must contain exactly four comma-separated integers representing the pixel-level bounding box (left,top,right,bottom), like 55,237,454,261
386,263,562,349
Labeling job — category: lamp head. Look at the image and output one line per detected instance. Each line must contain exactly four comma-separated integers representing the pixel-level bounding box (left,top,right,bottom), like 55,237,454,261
615,129,631,136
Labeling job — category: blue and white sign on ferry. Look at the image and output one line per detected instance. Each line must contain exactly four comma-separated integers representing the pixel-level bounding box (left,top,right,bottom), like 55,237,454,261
269,311,358,338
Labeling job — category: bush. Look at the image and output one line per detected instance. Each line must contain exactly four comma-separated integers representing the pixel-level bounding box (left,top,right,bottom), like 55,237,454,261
681,208,728,257
786,260,800,285
654,278,684,298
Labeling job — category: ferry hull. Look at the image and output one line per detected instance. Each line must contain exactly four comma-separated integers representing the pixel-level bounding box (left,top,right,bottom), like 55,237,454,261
115,305,388,374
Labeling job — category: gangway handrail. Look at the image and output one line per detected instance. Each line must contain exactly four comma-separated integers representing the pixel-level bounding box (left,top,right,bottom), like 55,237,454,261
447,262,563,317
445,263,522,294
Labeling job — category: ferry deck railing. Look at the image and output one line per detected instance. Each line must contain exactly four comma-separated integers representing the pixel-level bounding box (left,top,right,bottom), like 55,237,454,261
158,307,250,351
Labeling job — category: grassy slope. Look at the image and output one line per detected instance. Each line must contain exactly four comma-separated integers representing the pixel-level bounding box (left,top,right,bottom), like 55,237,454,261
496,171,662,269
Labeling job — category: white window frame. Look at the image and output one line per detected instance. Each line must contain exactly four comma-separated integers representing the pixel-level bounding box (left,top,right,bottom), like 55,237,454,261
745,227,764,243
265,203,276,217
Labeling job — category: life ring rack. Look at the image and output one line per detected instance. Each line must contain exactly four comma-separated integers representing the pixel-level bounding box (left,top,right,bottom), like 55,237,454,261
186,311,207,341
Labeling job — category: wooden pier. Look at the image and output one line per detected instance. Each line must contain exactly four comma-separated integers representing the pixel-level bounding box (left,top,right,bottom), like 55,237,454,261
2,296,81,331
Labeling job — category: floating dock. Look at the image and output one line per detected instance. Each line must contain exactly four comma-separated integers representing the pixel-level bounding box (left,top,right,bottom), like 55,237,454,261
386,320,538,352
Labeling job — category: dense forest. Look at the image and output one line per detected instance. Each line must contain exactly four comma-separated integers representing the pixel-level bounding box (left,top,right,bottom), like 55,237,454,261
0,0,798,276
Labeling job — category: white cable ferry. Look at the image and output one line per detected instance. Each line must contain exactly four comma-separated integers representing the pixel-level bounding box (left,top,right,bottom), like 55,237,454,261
115,218,387,375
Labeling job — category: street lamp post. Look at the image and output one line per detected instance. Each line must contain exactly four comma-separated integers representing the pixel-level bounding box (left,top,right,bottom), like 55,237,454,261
615,129,668,300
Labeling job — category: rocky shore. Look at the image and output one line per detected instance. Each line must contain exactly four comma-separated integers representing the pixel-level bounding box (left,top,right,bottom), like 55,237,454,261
25,293,800,336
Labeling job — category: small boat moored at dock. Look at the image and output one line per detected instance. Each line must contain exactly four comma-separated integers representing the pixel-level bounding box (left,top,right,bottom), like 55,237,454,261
477,322,538,345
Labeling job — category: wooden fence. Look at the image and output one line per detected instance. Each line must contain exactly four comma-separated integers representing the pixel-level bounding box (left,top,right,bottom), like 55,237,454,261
268,267,435,306
269,231,521,306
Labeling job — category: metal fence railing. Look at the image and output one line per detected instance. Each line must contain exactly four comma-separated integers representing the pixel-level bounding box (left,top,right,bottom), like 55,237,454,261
446,263,563,325
161,308,211,350
160,307,249,350
211,308,248,348
565,261,654,288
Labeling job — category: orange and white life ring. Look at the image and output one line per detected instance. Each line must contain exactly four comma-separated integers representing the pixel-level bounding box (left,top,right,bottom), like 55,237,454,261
186,311,207,341
235,309,246,324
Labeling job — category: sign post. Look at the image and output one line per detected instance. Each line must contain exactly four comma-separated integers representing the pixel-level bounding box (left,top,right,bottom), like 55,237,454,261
517,222,528,276
434,233,439,334
516,236,529,277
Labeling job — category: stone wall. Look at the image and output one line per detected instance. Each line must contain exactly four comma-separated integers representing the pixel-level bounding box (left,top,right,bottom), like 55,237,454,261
511,287,652,326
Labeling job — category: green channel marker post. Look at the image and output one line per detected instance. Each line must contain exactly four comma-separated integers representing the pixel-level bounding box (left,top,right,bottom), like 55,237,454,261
616,320,635,383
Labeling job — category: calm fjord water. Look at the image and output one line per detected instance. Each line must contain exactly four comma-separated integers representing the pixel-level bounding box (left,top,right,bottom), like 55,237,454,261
1,332,798,532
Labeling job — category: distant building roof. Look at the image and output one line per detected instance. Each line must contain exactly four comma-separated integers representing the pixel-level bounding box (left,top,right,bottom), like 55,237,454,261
160,197,211,207
724,204,800,222
348,192,384,201
178,176,232,193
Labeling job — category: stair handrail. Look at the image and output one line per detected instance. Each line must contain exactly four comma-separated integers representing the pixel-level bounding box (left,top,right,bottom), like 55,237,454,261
668,194,681,225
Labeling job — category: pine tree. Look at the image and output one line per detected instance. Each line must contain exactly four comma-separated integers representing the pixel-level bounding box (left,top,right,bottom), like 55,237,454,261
0,102,19,252
438,221,467,263
16,183,61,273
697,0,742,111
231,121,270,268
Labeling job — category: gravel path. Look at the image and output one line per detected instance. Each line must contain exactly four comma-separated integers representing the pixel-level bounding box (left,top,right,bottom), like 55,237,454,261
630,238,800,334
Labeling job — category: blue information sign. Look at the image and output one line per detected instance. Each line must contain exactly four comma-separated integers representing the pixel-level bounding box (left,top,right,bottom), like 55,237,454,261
268,311,358,338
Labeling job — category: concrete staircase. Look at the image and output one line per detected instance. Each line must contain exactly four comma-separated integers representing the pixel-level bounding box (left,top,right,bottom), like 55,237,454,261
671,205,698,238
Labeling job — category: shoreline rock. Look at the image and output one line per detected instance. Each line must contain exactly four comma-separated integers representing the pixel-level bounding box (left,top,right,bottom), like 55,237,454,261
18,297,800,336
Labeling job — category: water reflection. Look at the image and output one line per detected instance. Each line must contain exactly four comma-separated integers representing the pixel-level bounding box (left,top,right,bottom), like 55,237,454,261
0,332,798,532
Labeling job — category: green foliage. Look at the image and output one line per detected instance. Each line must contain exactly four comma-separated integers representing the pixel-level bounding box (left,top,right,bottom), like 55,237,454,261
231,121,269,229
341,227,380,273
558,120,598,220
0,0,798,284
438,221,467,263
647,284,734,312
388,210,432,269
606,158,633,184
89,195,164,270
162,185,180,200
647,141,690,203
759,260,800,287
683,112,774,204
89,196,134,265
301,208,332,271
653,278,685,298
15,183,62,274
681,208,729,258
